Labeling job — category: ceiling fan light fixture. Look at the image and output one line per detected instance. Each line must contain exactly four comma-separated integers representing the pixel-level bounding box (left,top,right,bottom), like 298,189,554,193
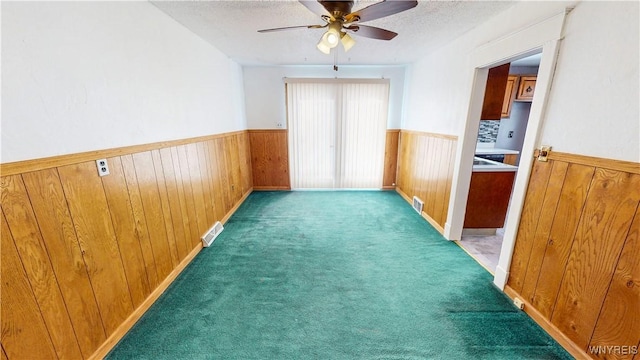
326,31,339,46
317,22,342,54
341,32,355,52
316,39,331,54
321,26,341,48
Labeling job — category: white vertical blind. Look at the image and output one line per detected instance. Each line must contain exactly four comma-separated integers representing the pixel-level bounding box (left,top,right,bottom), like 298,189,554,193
339,83,389,188
287,80,389,189
288,82,338,188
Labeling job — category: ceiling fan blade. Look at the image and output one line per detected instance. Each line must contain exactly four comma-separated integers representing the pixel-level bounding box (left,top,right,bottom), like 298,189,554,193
345,24,397,40
345,0,418,23
299,0,330,17
258,24,326,33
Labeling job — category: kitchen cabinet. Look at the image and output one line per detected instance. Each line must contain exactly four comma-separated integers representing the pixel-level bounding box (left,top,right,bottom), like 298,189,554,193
515,75,537,101
464,170,515,228
503,154,518,165
501,75,519,118
480,63,510,120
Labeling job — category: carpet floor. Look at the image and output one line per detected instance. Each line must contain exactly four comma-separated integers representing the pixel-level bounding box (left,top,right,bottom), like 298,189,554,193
107,191,570,359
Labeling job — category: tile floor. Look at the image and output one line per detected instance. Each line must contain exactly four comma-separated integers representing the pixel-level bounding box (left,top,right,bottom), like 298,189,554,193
457,229,504,274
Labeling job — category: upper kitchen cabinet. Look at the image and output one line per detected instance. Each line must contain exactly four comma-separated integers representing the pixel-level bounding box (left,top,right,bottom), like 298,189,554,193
501,75,519,118
515,75,537,101
480,63,510,120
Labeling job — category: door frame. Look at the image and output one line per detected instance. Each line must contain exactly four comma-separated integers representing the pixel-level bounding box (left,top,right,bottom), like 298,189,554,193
442,10,570,289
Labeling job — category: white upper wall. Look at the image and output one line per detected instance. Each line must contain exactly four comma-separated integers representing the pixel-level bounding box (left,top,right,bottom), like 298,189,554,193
1,1,247,163
539,2,639,161
243,66,406,129
403,1,639,162
4,1,637,163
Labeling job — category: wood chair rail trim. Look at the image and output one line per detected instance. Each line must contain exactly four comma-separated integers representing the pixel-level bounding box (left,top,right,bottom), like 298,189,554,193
0,131,247,176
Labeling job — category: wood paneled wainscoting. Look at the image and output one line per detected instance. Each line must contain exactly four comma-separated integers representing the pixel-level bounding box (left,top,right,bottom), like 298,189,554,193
504,151,640,359
396,130,457,233
0,131,253,360
248,130,291,190
383,129,400,189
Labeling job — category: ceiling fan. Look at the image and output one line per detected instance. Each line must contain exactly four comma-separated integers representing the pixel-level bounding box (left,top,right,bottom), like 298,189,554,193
258,0,418,54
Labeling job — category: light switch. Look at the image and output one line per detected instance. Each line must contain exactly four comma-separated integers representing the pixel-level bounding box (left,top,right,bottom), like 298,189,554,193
537,146,551,162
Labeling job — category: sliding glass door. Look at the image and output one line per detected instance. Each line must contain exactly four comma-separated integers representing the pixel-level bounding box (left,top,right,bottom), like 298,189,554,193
286,79,389,189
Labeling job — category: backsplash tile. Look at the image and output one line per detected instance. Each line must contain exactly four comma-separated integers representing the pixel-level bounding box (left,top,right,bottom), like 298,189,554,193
478,120,500,143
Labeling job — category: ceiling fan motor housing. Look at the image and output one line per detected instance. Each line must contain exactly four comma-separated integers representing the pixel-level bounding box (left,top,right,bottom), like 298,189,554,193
319,0,354,20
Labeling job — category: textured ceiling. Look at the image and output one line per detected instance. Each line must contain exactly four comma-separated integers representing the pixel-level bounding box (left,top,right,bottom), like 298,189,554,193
151,0,517,66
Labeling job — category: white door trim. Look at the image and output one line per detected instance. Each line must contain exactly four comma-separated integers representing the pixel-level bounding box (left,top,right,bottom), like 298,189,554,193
442,10,570,289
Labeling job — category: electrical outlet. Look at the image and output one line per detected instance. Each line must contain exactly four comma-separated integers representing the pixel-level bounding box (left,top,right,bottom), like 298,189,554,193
96,159,110,177
276,122,284,128
508,131,514,138
513,297,525,310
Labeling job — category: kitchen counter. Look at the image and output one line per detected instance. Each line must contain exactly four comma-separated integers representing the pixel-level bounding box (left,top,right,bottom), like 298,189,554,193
472,157,518,172
475,147,519,155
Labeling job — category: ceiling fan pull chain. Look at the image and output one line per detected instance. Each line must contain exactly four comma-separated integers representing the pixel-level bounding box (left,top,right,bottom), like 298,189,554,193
333,47,338,71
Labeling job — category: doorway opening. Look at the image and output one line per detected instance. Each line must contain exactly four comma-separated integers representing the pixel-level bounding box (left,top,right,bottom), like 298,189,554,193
457,53,541,274
442,10,567,290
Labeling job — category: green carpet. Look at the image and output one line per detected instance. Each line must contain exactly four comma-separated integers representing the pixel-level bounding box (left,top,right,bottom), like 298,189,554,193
107,191,570,359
